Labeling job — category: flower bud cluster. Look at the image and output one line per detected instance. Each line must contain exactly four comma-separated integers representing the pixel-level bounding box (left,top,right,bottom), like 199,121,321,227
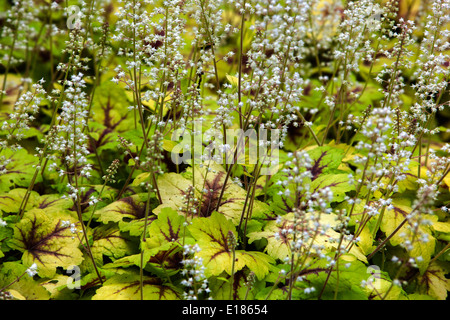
180,243,211,300
47,73,92,185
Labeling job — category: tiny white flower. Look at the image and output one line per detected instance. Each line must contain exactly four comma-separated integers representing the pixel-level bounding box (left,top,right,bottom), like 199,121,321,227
26,263,38,277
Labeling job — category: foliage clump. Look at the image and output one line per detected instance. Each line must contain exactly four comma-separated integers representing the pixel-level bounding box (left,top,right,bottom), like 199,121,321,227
0,0,449,300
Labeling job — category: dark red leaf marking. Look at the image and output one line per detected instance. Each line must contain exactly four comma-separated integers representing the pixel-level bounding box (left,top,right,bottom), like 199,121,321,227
161,216,180,242
111,277,180,299
148,246,183,271
309,151,329,181
38,197,60,209
102,95,127,131
17,215,72,264
112,195,148,220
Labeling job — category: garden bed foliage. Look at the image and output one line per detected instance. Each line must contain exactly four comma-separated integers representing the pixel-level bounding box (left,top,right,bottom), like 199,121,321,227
0,0,449,300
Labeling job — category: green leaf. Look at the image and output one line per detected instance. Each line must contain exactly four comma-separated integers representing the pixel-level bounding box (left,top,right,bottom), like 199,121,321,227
380,201,436,274
41,275,80,300
431,219,450,234
286,258,405,300
94,193,153,224
301,260,371,300
151,172,193,216
146,207,188,248
91,81,134,133
339,200,377,255
416,262,450,300
247,220,289,261
118,216,157,237
0,148,40,193
266,157,355,217
0,262,51,300
8,209,84,278
355,222,376,256
0,188,39,213
309,173,356,203
92,271,181,300
33,193,74,213
188,211,274,280
0,189,73,216
87,121,121,153
91,223,137,265
226,74,239,87
105,209,189,277
130,172,151,188
154,163,270,224
304,145,346,180
145,243,185,278
209,270,263,300
162,139,179,152
0,223,13,258
104,242,184,278
406,293,436,300
248,212,368,263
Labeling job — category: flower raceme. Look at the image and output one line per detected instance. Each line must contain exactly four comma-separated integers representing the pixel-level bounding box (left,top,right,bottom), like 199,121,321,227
0,0,449,302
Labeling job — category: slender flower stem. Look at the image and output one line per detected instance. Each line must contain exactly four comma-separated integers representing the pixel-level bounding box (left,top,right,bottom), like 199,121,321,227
237,0,246,129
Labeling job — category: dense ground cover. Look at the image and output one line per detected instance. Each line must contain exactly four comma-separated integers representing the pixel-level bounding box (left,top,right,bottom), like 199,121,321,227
0,0,449,300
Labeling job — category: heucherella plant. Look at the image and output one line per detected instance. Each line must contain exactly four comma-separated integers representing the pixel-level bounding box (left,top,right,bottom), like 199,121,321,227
0,0,449,302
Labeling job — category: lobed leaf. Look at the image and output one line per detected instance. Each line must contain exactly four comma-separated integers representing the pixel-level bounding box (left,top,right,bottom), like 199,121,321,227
189,211,274,280
8,209,84,278
248,212,368,263
0,149,40,193
154,163,270,224
92,271,181,300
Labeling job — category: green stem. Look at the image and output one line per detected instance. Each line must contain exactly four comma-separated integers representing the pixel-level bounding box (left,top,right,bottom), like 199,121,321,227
0,9,21,106
140,175,154,300
229,248,236,300
237,1,246,129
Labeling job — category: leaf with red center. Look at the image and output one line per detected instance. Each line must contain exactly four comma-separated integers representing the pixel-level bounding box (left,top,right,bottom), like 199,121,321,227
306,146,345,180
309,173,356,202
104,208,189,277
188,211,274,280
94,193,154,224
92,271,181,300
91,223,137,266
416,262,450,300
91,81,134,134
0,189,73,215
8,209,84,278
153,163,270,224
146,207,187,246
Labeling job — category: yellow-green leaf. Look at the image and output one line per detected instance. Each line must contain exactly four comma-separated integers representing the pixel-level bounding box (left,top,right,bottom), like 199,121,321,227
92,271,181,300
91,223,136,265
416,262,450,300
0,262,50,300
8,209,84,278
94,193,151,224
248,212,368,263
380,202,436,273
154,163,269,224
189,211,274,280
226,74,239,87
